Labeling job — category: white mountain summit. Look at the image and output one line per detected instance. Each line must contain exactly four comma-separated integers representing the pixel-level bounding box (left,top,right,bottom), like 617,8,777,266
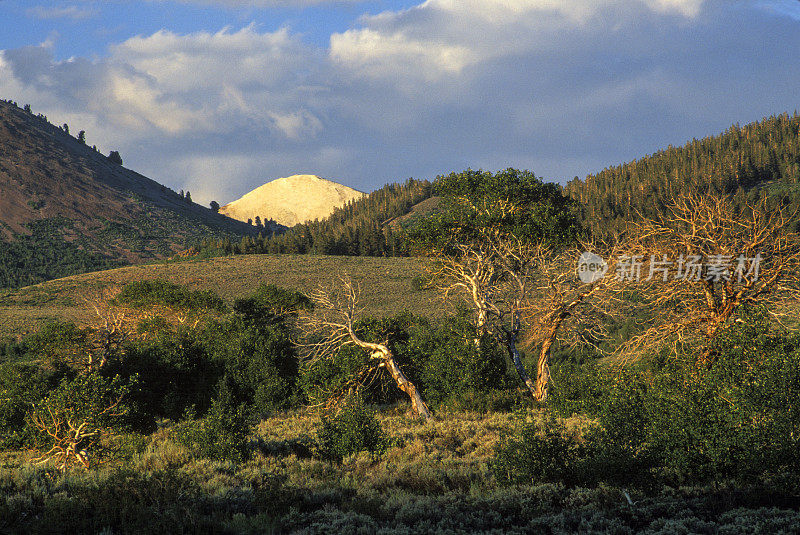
219,174,365,227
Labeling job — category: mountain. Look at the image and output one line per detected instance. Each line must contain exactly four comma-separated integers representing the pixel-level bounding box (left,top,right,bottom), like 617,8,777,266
219,174,366,227
200,178,433,257
0,99,253,288
565,112,800,239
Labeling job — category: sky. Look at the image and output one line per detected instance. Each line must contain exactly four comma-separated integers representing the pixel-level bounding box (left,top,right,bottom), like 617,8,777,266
0,0,799,206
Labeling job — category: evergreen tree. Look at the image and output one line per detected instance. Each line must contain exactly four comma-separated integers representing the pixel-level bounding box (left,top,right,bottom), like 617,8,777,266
108,151,123,165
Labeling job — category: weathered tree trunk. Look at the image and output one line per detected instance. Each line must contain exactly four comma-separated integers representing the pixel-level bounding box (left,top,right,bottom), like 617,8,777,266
535,334,556,402
374,349,433,420
348,323,432,420
533,311,570,402
475,307,488,347
504,329,538,400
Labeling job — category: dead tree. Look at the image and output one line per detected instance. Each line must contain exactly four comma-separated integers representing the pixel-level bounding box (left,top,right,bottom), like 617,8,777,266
84,289,131,370
427,234,623,402
301,276,433,420
618,192,800,365
521,246,624,402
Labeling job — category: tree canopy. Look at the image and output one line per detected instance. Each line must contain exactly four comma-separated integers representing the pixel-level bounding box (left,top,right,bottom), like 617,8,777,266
410,168,583,256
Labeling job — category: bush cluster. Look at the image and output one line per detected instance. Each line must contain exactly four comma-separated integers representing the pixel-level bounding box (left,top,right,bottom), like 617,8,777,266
497,307,800,487
315,400,389,463
300,310,510,410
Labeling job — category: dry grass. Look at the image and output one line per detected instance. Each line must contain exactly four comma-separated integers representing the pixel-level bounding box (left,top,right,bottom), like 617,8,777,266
0,254,454,338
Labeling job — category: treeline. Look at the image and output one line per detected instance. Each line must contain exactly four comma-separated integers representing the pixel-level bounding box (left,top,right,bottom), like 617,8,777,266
198,178,432,257
1,98,122,161
566,112,800,239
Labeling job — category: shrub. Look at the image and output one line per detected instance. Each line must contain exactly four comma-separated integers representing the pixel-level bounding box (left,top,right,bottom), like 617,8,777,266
404,313,507,407
548,359,610,417
492,416,589,486
111,326,220,421
115,280,227,313
641,309,800,483
207,320,298,415
173,394,253,463
235,284,310,318
589,307,800,486
300,311,508,410
316,401,389,463
0,363,63,449
27,372,135,470
25,321,88,362
208,285,308,415
300,314,415,407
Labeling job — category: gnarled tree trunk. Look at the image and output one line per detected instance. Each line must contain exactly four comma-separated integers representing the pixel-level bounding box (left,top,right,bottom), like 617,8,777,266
372,348,432,420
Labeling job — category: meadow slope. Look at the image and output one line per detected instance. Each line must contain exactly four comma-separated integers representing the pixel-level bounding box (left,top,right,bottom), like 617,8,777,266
0,254,444,338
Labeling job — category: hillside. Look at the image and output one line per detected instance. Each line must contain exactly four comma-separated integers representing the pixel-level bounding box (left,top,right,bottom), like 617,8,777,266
565,112,800,238
0,99,254,287
0,254,443,338
202,178,434,257
220,174,365,227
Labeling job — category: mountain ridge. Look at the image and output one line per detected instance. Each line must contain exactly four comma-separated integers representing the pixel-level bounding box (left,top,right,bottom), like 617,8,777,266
0,98,254,287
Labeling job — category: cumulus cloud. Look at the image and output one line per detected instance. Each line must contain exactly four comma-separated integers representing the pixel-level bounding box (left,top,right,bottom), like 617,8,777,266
2,0,798,206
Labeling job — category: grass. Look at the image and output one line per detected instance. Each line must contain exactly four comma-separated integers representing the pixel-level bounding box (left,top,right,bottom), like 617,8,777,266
2,406,798,534
0,254,450,338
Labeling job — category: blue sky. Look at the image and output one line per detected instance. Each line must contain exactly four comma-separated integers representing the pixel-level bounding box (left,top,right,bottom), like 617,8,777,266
1,0,799,205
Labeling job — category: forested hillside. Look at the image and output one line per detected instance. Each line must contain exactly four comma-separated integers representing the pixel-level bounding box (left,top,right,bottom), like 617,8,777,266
566,112,800,239
199,178,433,256
0,99,253,288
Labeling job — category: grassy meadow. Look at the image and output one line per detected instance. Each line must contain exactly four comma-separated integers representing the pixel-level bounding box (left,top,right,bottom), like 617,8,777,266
0,254,446,338
3,252,800,533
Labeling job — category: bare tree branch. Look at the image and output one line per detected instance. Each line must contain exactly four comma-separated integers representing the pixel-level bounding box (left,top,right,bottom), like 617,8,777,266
299,275,433,420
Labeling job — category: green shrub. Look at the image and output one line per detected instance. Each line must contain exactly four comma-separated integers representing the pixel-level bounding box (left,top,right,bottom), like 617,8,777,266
27,372,135,469
641,310,800,483
173,386,253,463
208,285,307,415
316,401,389,463
492,416,589,486
404,313,507,407
232,283,311,326
300,311,509,411
0,363,64,449
112,326,220,421
300,314,416,407
548,359,610,417
115,280,227,313
591,307,800,485
25,321,88,362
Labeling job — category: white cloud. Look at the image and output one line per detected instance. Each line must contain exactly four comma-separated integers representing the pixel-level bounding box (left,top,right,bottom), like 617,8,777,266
3,0,799,206
334,0,708,78
330,28,477,81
